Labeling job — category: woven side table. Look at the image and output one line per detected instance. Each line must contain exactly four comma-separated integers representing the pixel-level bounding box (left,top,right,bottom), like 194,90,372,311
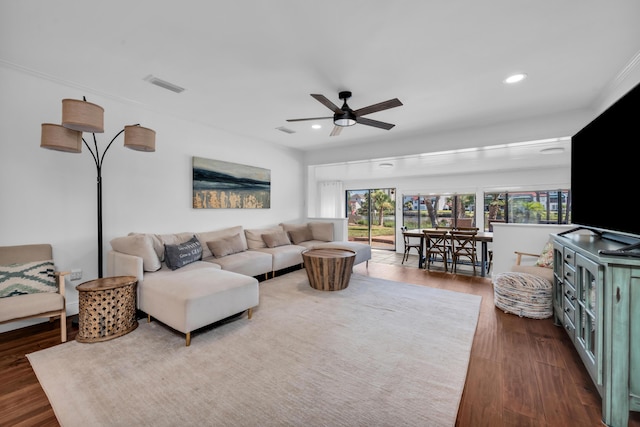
76,276,138,343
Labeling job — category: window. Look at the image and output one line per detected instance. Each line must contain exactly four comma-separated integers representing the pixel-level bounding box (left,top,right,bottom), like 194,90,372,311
402,193,476,229
484,190,570,230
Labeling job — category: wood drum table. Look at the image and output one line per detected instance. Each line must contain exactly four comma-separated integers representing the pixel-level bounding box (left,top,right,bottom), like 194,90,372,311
302,248,356,291
76,276,138,343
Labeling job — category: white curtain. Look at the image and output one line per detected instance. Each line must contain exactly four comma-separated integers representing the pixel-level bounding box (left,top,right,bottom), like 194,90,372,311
318,181,344,218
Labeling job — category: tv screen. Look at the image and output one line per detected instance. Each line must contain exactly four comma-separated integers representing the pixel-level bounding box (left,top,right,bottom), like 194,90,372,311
571,82,640,239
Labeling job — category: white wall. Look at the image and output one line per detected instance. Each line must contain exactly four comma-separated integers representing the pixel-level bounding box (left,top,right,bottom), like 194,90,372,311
0,66,305,331
490,223,577,277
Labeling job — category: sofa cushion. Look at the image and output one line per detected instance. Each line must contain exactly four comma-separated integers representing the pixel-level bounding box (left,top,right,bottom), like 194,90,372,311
262,230,291,248
110,234,161,272
164,236,203,270
288,227,313,245
204,251,272,277
155,232,194,261
309,222,334,242
0,260,57,298
207,234,246,258
245,226,284,249
196,226,247,259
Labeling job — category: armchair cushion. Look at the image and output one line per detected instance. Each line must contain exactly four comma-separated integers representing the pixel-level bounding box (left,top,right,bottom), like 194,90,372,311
0,260,57,298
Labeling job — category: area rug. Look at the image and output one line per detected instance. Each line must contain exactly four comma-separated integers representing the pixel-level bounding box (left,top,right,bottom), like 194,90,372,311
27,270,481,427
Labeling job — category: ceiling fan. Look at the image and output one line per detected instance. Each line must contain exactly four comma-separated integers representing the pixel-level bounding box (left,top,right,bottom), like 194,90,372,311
287,91,402,136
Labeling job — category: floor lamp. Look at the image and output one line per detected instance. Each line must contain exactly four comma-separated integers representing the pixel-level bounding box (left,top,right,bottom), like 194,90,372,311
41,97,155,278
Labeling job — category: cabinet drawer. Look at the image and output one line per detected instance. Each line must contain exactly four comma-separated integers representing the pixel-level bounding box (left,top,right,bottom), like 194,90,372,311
563,296,576,324
563,313,575,341
563,247,576,266
563,280,577,309
564,262,576,287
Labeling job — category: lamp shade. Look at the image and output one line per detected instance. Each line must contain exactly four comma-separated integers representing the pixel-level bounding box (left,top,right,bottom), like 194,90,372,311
124,125,156,152
62,99,104,133
40,123,82,153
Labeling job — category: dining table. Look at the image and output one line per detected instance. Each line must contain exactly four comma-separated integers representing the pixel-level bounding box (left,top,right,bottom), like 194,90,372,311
403,229,493,277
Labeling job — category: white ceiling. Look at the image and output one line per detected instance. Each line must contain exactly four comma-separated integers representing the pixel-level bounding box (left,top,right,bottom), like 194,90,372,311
2,0,640,156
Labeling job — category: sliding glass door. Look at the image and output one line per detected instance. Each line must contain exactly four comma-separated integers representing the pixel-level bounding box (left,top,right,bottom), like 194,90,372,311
347,188,396,250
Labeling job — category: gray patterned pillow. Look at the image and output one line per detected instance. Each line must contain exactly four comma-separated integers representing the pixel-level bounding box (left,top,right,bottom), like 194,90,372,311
0,260,57,298
164,236,202,270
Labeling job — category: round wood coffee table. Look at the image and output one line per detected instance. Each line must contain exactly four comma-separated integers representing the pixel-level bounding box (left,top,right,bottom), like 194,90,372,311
302,248,356,291
76,276,138,343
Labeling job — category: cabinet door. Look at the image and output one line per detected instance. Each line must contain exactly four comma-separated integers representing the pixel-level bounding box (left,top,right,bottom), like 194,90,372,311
575,253,604,385
552,241,564,323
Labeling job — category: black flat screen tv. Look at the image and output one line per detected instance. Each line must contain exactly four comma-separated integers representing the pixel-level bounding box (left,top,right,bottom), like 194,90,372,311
571,81,640,242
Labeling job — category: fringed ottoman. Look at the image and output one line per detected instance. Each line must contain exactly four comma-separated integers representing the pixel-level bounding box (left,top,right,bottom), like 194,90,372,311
493,272,553,319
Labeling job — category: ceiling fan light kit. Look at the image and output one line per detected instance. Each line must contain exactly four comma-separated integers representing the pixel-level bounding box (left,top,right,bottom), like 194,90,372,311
287,90,402,136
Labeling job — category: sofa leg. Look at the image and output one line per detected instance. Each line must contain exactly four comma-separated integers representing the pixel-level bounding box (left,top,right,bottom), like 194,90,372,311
185,332,191,347
247,307,253,319
147,314,151,323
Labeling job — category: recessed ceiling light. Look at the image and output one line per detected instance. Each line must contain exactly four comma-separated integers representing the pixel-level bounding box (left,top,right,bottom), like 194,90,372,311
540,147,565,155
504,73,527,84
379,162,394,168
311,124,322,130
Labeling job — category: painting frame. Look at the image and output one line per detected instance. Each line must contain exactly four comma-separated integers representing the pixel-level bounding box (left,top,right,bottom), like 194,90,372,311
192,156,271,209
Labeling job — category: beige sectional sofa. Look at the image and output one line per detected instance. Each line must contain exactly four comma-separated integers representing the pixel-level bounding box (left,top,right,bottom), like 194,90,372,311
107,221,370,346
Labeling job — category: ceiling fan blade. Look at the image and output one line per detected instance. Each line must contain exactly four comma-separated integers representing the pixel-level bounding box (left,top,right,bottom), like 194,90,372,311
354,98,403,116
356,116,395,130
311,94,342,113
286,116,333,122
330,125,343,136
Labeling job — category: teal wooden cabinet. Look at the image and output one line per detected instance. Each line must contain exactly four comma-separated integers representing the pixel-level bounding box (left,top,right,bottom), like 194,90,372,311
553,232,639,427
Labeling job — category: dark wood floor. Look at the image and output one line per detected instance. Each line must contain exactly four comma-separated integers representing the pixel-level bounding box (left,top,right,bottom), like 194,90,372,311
1,261,639,426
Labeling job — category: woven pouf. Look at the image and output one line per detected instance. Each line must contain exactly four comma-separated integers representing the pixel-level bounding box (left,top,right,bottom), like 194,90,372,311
493,272,553,319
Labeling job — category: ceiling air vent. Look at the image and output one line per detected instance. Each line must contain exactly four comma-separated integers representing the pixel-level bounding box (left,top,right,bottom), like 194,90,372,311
276,126,296,134
143,75,185,93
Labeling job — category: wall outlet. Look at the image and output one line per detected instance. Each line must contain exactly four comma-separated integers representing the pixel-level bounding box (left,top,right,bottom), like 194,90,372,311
70,269,82,281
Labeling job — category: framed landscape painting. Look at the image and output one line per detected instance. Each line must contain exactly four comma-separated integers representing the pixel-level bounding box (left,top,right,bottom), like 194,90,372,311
192,156,271,209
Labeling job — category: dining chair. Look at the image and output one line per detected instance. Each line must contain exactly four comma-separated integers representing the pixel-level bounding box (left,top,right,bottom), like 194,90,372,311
400,227,421,264
454,226,479,232
422,229,450,272
449,230,478,275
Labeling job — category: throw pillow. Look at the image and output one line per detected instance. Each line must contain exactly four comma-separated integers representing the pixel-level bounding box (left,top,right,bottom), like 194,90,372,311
0,260,57,298
110,234,162,272
245,227,283,249
288,227,313,245
164,236,203,270
207,234,246,258
535,241,554,268
262,230,291,248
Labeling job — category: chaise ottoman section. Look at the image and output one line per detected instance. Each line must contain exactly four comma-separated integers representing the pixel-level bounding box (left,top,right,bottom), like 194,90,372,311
313,241,372,266
139,266,259,346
